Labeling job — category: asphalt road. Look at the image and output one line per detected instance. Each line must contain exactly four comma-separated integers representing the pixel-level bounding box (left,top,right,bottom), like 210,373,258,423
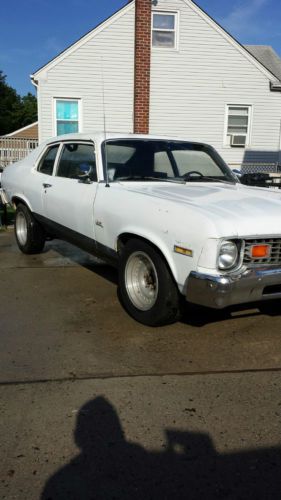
1,229,281,499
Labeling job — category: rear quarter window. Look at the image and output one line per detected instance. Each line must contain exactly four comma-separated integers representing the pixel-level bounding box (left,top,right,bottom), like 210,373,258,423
37,145,59,175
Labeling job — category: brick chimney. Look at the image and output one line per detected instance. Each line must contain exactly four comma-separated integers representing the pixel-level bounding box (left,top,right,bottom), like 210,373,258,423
134,0,152,134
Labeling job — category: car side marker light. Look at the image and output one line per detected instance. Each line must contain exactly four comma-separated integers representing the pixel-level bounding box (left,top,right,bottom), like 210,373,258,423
174,245,193,257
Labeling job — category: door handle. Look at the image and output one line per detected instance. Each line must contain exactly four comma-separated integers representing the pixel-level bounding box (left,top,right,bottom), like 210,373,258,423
43,183,52,188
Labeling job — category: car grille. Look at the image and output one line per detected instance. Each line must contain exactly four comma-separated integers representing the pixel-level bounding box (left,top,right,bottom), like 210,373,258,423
243,238,281,266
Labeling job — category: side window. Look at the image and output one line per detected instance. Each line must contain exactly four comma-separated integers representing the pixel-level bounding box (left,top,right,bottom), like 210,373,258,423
56,143,97,181
37,145,59,175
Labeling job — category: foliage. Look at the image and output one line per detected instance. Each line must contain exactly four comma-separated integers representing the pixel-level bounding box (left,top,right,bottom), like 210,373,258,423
0,71,37,135
0,204,15,228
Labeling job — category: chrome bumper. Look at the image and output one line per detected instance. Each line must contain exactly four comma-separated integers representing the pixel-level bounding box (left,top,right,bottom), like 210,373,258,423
186,267,281,309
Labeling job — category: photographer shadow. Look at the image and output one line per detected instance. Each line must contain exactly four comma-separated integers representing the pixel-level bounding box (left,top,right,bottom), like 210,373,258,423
41,396,281,500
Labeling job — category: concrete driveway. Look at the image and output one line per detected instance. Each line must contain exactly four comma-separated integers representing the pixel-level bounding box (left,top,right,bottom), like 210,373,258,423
1,229,281,499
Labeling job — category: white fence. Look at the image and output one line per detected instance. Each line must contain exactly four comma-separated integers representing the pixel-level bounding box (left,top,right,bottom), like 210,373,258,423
0,137,38,168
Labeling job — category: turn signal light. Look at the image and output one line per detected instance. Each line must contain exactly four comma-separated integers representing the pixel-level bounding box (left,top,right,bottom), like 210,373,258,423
251,244,271,258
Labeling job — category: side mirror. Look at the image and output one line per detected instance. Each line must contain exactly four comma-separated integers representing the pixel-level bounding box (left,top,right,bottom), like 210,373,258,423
78,175,93,184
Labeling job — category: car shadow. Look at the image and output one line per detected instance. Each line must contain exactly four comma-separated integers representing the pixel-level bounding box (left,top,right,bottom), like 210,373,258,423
46,239,118,285
180,302,263,327
46,240,279,328
41,396,281,500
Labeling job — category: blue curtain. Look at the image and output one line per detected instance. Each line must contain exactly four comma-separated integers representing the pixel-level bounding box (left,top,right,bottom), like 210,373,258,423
56,101,78,135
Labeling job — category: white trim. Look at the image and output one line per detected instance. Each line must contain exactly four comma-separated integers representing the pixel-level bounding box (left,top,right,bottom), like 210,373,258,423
182,0,280,83
151,10,179,51
223,104,253,148
31,2,134,78
4,121,38,137
53,98,82,137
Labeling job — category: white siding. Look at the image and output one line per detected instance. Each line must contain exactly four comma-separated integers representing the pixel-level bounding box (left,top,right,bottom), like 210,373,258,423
150,0,281,167
37,5,135,142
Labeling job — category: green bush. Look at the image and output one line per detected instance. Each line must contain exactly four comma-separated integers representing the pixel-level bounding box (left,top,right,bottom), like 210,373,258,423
0,205,15,227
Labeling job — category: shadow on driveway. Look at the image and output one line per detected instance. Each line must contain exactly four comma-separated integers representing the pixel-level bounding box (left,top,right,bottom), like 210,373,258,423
41,396,281,500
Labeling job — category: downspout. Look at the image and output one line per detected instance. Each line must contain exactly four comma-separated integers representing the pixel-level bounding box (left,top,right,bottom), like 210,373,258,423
30,74,42,144
269,81,281,168
278,119,281,167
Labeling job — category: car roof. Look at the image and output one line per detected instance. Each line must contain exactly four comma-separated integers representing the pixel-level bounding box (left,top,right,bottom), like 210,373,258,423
45,132,209,148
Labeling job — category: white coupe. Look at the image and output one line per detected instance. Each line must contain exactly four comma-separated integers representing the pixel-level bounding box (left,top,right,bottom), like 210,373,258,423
2,132,281,325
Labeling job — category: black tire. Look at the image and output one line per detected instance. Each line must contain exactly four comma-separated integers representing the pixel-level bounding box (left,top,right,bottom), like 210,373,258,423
14,203,45,254
118,239,181,326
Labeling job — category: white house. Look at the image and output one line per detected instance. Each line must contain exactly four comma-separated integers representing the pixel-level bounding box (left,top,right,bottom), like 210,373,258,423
31,0,281,169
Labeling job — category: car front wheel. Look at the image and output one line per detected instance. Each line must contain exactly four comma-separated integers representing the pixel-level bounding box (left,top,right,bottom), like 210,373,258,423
15,203,45,254
119,239,181,326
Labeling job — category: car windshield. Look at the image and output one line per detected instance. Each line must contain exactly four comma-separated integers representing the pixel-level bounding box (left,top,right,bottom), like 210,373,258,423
103,139,236,184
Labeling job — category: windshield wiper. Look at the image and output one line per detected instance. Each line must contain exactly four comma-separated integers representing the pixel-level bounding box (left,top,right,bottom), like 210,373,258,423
182,175,236,185
116,176,185,184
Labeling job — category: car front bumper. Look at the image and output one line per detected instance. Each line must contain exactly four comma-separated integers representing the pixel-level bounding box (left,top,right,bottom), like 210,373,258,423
186,267,281,309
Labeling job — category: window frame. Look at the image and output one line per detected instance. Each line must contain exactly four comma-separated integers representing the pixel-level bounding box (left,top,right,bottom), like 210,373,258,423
151,11,179,50
224,104,252,148
53,98,82,137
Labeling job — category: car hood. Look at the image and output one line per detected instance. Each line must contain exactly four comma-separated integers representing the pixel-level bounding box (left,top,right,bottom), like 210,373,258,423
124,181,281,237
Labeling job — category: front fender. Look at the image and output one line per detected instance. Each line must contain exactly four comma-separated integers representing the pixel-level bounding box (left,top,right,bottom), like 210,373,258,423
117,226,195,290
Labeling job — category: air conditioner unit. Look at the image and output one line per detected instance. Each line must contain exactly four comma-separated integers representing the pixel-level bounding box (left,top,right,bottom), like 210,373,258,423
231,134,247,147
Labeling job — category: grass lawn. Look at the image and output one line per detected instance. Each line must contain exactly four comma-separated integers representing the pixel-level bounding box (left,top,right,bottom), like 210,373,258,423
0,205,15,228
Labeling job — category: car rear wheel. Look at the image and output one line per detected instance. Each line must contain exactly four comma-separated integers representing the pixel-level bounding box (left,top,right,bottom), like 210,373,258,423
119,239,181,326
15,204,45,254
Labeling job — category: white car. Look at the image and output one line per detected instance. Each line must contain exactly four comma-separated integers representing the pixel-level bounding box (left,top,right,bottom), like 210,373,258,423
2,132,281,325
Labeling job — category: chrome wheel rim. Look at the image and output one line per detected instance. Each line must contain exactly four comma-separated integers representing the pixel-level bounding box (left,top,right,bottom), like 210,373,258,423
16,212,28,246
125,251,159,311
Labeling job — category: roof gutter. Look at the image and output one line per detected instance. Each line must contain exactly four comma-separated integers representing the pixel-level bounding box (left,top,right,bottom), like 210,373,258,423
30,74,38,89
270,80,281,92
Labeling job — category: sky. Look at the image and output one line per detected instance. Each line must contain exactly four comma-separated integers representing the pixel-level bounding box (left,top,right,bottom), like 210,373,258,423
1,0,281,96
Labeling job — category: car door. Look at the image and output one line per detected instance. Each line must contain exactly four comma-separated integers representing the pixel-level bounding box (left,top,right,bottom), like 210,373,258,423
43,141,98,239
28,143,60,216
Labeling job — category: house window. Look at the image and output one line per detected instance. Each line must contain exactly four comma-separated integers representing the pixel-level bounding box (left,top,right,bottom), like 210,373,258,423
152,12,177,49
226,105,251,147
55,99,80,136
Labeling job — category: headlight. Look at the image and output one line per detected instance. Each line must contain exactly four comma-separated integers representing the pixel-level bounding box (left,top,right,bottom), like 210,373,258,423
218,240,239,270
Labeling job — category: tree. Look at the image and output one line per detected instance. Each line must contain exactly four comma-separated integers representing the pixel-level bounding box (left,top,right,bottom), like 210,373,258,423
14,93,38,129
0,71,37,135
0,71,21,135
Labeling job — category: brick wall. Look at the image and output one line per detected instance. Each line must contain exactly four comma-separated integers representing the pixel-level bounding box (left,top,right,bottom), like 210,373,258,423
134,0,151,134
